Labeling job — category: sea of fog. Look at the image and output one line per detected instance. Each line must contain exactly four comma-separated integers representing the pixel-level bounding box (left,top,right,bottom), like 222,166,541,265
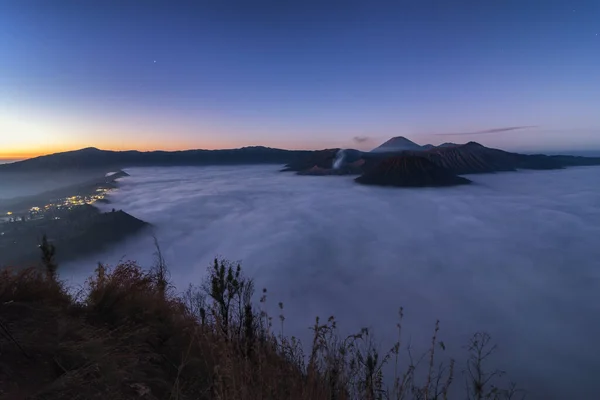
62,165,600,399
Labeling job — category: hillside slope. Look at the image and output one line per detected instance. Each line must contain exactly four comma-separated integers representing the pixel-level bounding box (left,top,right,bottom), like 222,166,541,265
0,205,148,267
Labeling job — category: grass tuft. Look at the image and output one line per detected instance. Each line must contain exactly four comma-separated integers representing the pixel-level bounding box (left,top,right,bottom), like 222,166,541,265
0,252,525,399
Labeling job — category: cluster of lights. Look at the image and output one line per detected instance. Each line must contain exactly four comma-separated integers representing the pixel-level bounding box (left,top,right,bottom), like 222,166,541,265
47,188,111,210
3,188,112,222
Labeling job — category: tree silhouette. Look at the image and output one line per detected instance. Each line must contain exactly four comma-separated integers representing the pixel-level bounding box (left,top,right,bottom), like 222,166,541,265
40,234,57,281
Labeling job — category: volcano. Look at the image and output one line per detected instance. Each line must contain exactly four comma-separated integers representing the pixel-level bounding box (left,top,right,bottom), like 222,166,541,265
370,136,424,152
355,155,471,187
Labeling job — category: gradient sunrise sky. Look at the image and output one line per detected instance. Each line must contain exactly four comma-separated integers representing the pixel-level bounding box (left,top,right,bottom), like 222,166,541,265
1,0,599,158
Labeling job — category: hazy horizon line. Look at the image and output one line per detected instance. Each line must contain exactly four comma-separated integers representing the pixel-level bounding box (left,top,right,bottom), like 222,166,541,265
3,143,600,162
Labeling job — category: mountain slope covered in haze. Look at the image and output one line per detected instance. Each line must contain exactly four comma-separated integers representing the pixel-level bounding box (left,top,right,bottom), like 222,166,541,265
0,205,148,267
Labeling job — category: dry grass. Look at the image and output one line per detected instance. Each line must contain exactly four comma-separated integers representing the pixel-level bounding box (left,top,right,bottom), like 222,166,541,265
0,255,526,400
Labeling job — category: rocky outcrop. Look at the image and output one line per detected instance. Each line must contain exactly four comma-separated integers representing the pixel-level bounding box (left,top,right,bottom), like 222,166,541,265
281,149,339,172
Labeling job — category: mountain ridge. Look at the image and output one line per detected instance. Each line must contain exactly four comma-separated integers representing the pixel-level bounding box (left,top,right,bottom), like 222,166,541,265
3,140,600,176
0,147,312,172
282,140,600,183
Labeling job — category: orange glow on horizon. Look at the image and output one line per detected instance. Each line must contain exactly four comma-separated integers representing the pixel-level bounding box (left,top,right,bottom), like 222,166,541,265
0,143,222,160
0,109,359,160
0,133,245,159
0,138,331,160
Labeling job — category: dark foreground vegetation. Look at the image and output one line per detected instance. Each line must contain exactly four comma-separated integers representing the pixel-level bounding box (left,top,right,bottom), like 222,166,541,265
0,242,525,399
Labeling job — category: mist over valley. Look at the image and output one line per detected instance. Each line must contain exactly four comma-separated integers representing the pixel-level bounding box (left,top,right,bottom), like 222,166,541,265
58,164,600,400
4,1,600,396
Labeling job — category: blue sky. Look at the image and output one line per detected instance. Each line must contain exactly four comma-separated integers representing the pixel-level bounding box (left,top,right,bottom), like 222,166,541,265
1,0,599,157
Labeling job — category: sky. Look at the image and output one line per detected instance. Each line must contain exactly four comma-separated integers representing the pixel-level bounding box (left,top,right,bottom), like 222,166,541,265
1,0,599,158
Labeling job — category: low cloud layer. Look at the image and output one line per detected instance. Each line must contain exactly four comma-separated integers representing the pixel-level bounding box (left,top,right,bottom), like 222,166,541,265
434,126,537,136
63,165,600,399
352,136,371,144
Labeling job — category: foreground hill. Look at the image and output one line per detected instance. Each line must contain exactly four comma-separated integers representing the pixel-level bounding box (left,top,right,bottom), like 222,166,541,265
0,147,312,172
356,156,471,187
0,205,148,267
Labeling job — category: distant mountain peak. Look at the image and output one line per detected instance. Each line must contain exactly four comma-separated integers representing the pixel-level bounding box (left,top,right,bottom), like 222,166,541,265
371,136,423,152
438,142,459,148
70,147,103,154
380,136,419,146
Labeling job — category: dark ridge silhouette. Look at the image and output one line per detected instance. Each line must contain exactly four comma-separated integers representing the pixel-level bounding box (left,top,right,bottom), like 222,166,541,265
5,143,600,179
408,142,567,174
296,159,366,176
280,148,340,172
408,142,520,174
284,149,365,175
0,147,313,172
549,154,600,166
438,142,459,148
355,155,471,187
284,141,600,179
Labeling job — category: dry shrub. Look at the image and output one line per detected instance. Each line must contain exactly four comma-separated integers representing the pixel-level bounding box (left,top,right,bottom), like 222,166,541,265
0,255,525,400
0,266,70,306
